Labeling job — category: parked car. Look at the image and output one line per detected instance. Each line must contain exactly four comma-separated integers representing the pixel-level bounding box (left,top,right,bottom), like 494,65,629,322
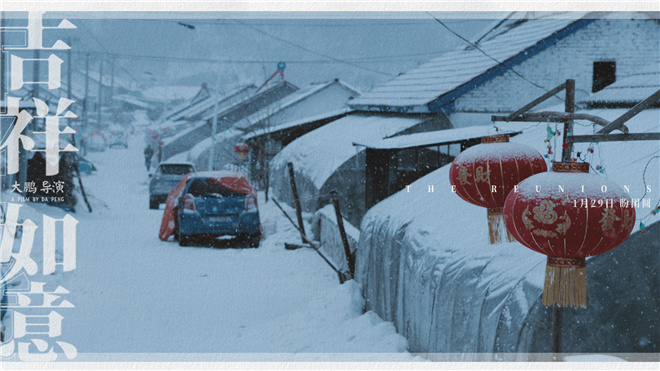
87,134,106,152
158,171,261,247
108,130,128,148
149,162,197,209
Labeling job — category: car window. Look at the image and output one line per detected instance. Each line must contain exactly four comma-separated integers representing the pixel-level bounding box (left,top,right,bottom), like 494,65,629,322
186,178,244,198
159,164,194,175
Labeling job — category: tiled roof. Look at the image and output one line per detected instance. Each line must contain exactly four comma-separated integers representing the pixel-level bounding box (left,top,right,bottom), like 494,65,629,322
350,15,589,109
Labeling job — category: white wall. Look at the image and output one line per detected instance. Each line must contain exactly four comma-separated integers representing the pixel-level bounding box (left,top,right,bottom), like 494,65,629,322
453,19,660,113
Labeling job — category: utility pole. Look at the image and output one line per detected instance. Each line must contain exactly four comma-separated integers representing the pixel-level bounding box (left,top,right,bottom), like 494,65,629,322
83,54,89,126
0,12,5,203
32,49,40,105
0,12,5,106
67,38,72,100
110,57,115,102
208,95,218,170
97,58,103,128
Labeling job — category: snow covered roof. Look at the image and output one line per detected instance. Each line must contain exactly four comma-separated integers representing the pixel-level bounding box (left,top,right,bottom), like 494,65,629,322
189,128,243,161
83,70,137,91
234,80,358,130
161,121,207,145
198,81,299,124
0,98,37,109
113,94,155,110
270,114,430,188
353,125,520,150
243,108,351,141
166,85,255,122
141,85,201,103
350,14,591,110
580,70,660,107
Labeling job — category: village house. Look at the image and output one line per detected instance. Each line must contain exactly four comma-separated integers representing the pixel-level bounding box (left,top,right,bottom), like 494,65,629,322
271,11,660,229
239,79,359,190
159,80,298,165
154,84,256,160
348,14,660,357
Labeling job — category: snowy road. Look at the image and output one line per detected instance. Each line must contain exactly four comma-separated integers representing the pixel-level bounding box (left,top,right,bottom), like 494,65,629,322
33,136,413,361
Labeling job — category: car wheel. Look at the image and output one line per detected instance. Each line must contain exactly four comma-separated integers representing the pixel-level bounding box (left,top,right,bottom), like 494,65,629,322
241,233,260,248
149,196,159,209
179,233,191,246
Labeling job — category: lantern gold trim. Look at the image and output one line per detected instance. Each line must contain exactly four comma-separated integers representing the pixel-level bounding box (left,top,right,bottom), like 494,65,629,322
543,256,587,308
552,161,589,173
481,134,510,144
487,207,515,244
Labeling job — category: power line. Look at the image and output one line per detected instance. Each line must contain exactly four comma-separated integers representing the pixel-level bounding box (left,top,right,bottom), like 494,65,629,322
68,49,449,65
75,20,142,82
426,12,565,103
137,18,458,28
226,17,396,77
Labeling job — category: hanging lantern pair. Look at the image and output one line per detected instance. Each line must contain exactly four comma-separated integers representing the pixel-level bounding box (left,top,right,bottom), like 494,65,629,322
234,142,250,160
503,161,635,308
449,134,547,244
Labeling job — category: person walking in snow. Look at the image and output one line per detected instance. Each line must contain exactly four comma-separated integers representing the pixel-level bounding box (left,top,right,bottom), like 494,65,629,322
144,146,154,171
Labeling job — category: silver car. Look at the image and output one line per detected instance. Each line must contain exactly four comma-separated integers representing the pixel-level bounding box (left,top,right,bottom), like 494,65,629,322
149,162,197,209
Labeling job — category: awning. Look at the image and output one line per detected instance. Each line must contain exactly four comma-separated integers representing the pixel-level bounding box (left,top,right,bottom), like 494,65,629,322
271,113,430,189
353,125,520,150
243,108,351,141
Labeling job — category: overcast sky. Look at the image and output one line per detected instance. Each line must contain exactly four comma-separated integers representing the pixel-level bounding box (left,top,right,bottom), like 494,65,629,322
5,13,497,94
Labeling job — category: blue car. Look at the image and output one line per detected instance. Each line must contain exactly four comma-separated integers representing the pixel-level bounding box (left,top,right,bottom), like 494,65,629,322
176,173,261,247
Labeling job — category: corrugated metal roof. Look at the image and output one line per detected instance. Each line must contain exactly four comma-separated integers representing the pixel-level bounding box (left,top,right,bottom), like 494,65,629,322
350,16,587,109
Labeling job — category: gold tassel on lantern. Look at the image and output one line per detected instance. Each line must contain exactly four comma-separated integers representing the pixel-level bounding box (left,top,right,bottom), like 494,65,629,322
542,257,587,308
487,207,515,244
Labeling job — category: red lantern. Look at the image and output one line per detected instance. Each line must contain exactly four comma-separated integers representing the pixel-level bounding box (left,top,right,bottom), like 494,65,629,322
234,142,250,160
503,162,635,308
449,134,547,244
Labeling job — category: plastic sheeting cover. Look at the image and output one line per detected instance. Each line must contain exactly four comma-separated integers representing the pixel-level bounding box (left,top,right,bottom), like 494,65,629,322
355,108,659,355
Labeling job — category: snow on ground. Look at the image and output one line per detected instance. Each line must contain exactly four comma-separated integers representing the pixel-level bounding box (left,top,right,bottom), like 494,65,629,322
1,135,414,362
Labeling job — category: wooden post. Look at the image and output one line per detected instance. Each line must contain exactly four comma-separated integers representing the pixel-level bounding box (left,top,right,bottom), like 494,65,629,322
97,58,103,128
330,190,355,279
74,161,93,213
83,54,90,127
561,79,575,162
553,306,563,355
272,198,348,284
554,79,573,356
287,162,306,243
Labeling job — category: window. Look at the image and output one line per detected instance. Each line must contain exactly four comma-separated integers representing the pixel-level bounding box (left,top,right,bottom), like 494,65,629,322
187,178,244,198
593,61,616,93
158,164,194,175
